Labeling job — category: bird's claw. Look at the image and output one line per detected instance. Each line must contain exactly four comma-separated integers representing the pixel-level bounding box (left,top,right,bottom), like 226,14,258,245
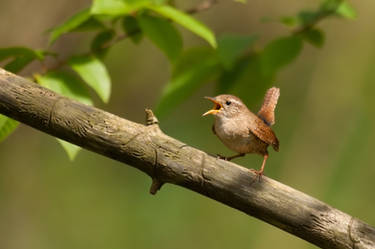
250,169,264,183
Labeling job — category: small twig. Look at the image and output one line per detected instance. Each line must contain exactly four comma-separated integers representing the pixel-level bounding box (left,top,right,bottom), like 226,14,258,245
293,1,343,35
293,11,332,34
44,57,67,72
186,0,219,14
100,32,130,51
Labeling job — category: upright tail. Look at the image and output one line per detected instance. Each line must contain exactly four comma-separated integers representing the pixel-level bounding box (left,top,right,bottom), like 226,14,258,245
257,87,280,126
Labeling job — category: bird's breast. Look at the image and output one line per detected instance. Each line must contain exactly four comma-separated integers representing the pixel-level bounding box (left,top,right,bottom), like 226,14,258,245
214,117,267,154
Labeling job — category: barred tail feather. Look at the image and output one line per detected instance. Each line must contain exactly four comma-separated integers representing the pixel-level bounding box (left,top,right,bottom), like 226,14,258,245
258,87,280,126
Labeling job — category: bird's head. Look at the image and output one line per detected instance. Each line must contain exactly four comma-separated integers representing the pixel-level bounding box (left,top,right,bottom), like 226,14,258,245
202,94,247,119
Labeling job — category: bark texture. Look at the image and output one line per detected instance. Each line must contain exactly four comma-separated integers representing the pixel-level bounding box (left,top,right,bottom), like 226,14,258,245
0,68,374,249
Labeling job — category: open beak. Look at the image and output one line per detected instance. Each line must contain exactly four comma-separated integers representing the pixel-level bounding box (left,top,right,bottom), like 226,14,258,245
202,97,222,116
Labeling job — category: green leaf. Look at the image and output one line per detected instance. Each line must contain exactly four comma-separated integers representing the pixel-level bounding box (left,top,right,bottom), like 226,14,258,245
156,47,220,116
301,28,325,48
0,115,19,143
336,1,357,19
4,56,35,73
35,71,93,106
91,0,151,16
260,36,303,76
279,16,299,27
297,10,319,26
0,47,44,61
0,47,45,73
91,0,127,15
138,14,182,62
91,29,116,56
319,0,342,12
147,5,217,48
73,17,105,32
154,0,168,3
58,139,82,161
122,16,143,44
218,53,274,107
217,34,257,69
289,0,355,32
49,8,92,45
318,0,356,18
69,55,111,103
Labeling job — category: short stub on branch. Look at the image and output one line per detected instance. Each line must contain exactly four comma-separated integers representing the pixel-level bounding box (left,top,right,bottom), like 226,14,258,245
149,178,164,195
145,109,164,195
145,108,159,126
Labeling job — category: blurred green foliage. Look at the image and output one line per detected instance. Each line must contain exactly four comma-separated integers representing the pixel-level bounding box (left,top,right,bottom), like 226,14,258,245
0,115,19,143
1,0,372,249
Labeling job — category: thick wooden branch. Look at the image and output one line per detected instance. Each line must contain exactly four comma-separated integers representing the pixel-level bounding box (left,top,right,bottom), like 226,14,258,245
0,68,374,249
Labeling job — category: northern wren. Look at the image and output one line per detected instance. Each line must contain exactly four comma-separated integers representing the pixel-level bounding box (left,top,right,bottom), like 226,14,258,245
203,87,280,178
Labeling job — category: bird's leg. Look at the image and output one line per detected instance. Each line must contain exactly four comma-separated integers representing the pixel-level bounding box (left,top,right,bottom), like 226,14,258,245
251,154,268,182
217,153,245,161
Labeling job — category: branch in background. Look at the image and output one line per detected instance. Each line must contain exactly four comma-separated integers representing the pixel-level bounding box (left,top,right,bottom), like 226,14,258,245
1,68,374,249
293,0,348,34
293,13,329,35
293,10,332,35
186,0,218,14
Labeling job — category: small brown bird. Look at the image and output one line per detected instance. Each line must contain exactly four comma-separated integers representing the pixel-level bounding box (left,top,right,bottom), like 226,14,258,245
203,87,280,178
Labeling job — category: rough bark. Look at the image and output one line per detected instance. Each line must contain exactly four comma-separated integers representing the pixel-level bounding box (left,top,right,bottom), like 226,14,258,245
0,68,374,249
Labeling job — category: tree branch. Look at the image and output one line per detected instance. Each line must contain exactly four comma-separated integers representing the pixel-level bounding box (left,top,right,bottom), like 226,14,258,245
0,67,374,249
185,0,218,14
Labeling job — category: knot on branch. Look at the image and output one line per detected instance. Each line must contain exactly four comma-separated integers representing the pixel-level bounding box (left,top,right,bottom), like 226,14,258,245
145,108,159,126
149,178,164,195
145,111,164,195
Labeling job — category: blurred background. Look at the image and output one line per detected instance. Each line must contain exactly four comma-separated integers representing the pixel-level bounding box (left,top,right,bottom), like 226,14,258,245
0,0,374,248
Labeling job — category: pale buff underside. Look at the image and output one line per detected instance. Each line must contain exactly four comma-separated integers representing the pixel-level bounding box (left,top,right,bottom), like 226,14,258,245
214,113,268,155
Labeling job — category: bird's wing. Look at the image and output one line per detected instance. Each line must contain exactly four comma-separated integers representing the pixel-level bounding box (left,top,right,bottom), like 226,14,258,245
249,116,279,151
257,87,280,126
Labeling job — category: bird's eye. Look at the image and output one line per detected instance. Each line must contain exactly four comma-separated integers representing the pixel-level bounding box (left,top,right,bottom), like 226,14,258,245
225,100,231,105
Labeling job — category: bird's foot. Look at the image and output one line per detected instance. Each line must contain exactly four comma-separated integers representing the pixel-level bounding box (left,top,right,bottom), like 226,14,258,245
250,169,264,183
